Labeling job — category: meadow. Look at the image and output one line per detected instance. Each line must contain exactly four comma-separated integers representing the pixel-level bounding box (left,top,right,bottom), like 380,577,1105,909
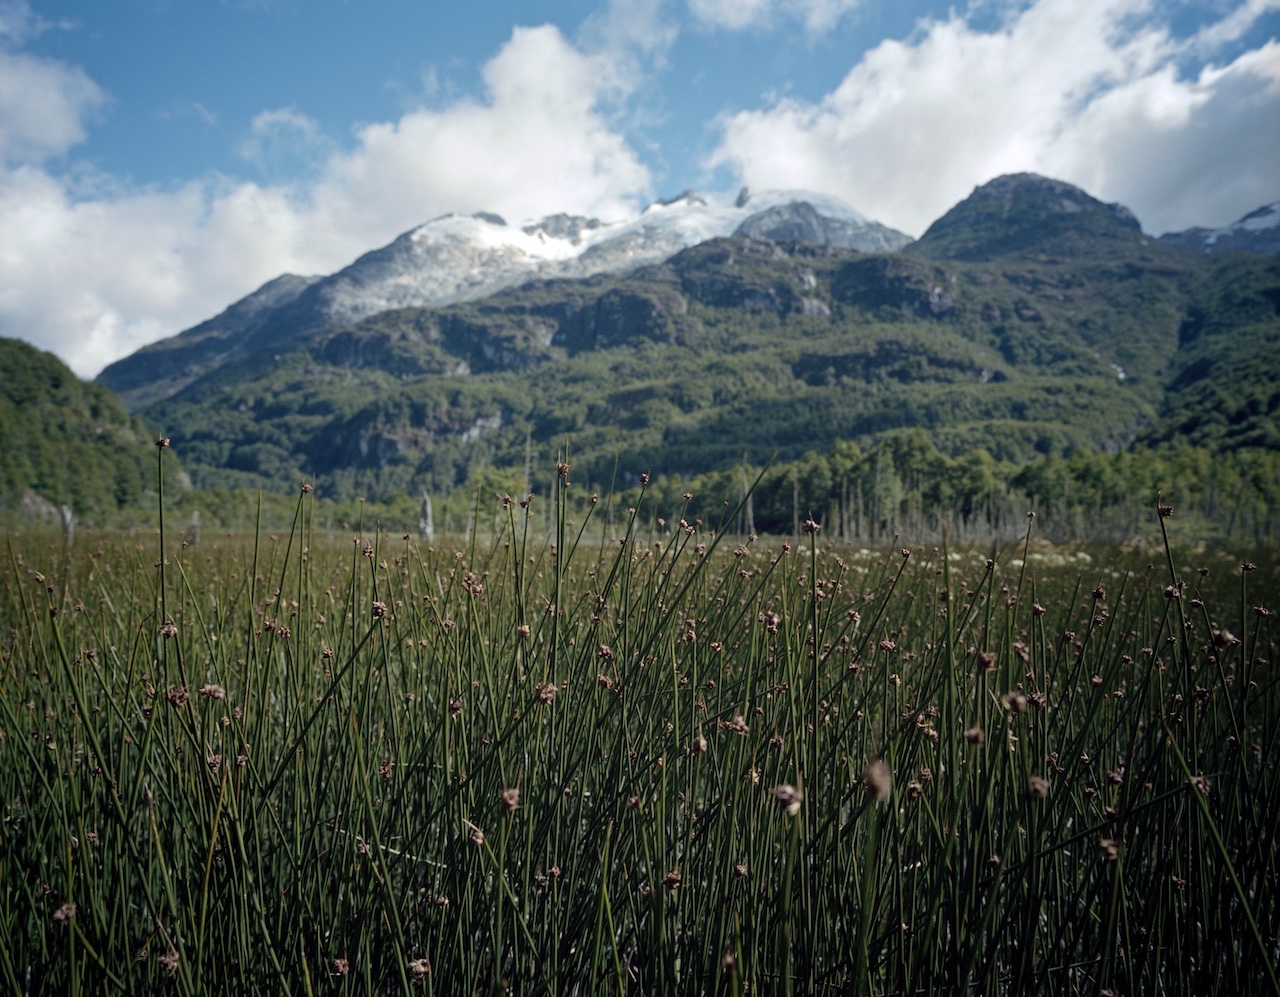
1,457,1277,994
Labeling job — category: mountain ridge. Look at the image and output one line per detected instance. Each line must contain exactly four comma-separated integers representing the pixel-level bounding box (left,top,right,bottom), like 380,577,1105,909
97,188,911,410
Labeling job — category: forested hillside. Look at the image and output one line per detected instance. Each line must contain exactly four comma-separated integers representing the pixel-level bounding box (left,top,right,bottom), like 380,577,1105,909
0,339,183,523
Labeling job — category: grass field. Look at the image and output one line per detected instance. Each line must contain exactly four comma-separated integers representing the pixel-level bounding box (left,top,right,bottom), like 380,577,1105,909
1,457,1277,994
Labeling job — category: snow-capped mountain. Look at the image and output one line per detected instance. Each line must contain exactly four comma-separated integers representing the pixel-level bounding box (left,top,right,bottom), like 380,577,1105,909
302,188,909,329
96,190,911,409
1159,202,1280,255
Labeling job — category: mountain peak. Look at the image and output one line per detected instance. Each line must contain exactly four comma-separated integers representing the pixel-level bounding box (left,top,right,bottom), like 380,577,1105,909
1159,200,1280,255
907,173,1144,261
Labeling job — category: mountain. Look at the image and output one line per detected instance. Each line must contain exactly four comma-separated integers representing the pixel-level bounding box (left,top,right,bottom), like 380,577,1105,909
1159,202,1280,256
0,338,184,522
89,173,1279,504
905,173,1148,261
96,189,910,411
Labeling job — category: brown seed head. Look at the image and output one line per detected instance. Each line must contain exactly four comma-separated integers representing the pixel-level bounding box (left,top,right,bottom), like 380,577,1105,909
770,783,803,816
662,869,682,891
862,759,892,802
963,726,985,747
1029,775,1050,798
408,957,432,982
534,681,557,706
500,786,520,813
52,902,76,925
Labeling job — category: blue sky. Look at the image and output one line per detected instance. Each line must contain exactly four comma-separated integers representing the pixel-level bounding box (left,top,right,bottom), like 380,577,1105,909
2,0,1278,377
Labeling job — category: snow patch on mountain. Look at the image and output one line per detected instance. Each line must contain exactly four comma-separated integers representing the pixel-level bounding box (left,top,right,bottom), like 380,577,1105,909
1159,201,1280,255
407,188,888,266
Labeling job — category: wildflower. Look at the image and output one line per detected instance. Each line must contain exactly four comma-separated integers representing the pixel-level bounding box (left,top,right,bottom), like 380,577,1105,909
863,759,892,802
770,783,803,817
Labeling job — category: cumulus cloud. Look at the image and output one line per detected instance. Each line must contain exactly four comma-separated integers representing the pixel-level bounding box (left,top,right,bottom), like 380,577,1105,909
0,49,104,162
0,24,652,378
707,0,1280,235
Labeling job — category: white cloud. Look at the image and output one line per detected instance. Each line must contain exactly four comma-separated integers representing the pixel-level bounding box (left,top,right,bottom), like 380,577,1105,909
0,48,104,162
0,24,652,378
707,0,1280,235
688,0,860,34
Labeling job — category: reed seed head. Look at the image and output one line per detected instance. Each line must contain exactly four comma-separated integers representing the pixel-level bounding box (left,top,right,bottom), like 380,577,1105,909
863,759,892,802
770,783,803,816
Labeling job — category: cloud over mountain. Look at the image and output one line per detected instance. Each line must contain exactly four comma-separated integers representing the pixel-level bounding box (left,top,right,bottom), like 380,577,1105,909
708,0,1280,236
0,21,652,378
